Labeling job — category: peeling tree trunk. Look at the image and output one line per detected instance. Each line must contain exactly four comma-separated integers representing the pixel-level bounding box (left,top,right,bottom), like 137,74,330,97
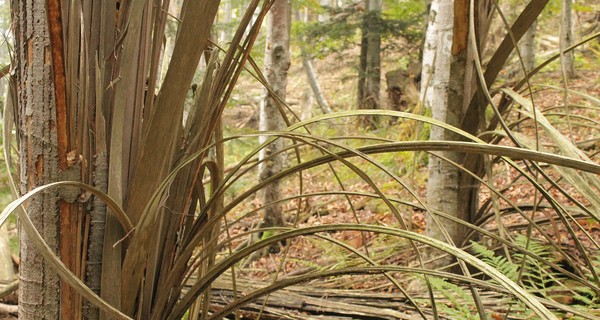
12,0,61,318
421,0,470,269
560,0,575,78
258,0,291,239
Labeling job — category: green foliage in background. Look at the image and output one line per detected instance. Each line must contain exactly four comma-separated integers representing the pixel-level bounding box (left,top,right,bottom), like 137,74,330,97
292,0,427,58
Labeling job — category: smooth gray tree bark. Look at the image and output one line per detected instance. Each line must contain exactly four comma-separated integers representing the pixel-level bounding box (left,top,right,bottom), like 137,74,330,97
258,0,292,239
561,0,576,78
219,0,233,43
296,8,331,115
302,56,331,114
520,20,537,72
421,0,469,268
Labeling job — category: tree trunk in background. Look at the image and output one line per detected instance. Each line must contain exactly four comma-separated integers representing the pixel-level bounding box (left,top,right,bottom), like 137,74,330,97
358,9,368,114
301,85,314,121
302,57,331,114
258,0,291,238
520,20,537,72
219,0,233,43
12,0,61,318
365,0,381,118
561,0,575,78
296,7,331,115
421,0,469,269
358,0,382,129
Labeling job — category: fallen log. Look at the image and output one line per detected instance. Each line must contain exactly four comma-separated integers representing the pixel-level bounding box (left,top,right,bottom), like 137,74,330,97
189,273,515,319
208,276,427,320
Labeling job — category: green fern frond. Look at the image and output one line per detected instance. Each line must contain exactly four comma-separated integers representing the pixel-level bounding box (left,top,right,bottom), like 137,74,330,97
512,236,561,290
428,277,480,320
470,241,520,282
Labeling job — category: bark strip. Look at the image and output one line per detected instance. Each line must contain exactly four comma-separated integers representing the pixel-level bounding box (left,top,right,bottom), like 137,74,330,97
46,0,69,169
47,2,80,319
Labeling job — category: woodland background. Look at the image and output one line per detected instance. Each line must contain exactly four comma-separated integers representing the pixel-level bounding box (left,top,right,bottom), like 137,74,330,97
0,0,598,319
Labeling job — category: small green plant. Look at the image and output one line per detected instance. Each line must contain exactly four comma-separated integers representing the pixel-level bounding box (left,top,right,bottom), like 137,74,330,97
471,241,520,282
428,277,480,320
472,237,600,316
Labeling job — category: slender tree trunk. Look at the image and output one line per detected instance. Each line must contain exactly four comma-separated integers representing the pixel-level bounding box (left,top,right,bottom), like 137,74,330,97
358,0,381,129
561,0,575,78
519,20,537,72
83,1,117,318
302,57,331,114
219,0,233,43
295,8,331,114
422,0,469,268
365,0,381,110
301,85,314,121
12,0,61,318
358,11,368,111
258,0,291,237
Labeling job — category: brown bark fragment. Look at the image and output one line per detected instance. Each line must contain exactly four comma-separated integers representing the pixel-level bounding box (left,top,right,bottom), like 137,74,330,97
47,0,69,169
452,0,468,55
47,1,80,318
26,39,33,62
35,155,43,178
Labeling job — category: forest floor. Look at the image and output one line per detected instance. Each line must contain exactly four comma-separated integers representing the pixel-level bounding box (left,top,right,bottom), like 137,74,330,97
0,35,598,320
224,44,600,268
215,41,600,318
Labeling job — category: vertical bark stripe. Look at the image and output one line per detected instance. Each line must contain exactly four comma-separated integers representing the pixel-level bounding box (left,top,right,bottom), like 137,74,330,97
452,0,469,55
46,0,69,168
47,1,78,319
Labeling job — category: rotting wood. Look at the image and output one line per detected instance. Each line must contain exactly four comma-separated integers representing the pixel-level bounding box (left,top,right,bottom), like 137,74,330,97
202,276,415,319
193,274,522,320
